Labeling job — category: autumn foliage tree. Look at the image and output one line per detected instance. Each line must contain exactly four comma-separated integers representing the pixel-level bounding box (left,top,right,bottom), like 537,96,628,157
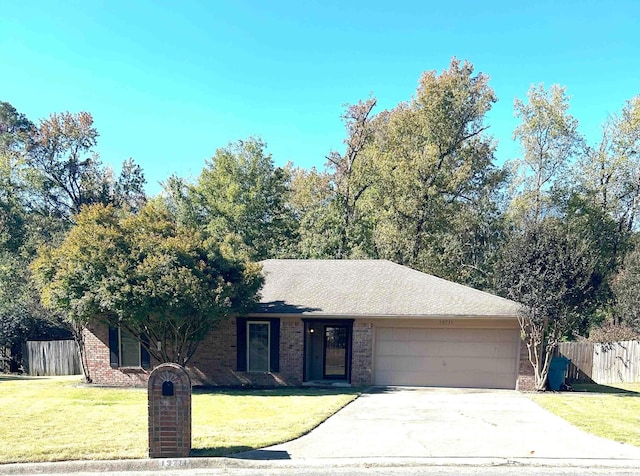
31,202,263,381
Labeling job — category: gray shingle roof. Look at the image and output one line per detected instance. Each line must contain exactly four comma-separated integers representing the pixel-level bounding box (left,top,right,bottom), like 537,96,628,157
255,259,520,318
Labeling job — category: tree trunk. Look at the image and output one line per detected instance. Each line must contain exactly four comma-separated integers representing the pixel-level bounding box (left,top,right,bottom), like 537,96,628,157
74,327,92,383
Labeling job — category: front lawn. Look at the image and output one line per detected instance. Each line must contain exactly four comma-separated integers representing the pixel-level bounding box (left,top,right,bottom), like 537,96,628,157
0,375,359,464
529,382,640,447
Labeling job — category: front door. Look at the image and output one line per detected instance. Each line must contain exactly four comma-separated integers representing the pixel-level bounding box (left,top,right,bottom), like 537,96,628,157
323,325,348,379
304,320,353,382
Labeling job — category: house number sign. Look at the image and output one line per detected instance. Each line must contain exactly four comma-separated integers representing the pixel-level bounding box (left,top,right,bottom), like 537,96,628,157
439,320,454,325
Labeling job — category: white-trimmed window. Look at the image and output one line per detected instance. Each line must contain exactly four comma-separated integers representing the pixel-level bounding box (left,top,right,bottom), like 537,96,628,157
109,326,151,369
247,321,270,372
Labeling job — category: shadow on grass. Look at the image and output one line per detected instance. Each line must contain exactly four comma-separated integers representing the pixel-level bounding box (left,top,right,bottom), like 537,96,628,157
571,383,640,395
0,374,53,381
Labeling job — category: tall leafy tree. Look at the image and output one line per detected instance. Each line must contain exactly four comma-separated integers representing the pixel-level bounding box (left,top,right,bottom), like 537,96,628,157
496,219,601,390
370,58,504,283
509,84,582,224
27,111,103,217
326,97,378,258
31,202,263,380
113,158,147,212
611,246,640,332
1,103,70,368
572,95,640,269
288,166,341,258
0,101,35,252
26,111,146,221
193,137,297,260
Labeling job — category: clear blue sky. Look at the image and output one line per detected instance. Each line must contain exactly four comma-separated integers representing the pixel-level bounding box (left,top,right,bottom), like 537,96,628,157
1,0,638,195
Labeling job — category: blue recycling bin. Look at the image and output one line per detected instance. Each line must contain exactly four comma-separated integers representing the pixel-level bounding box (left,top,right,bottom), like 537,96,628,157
547,356,570,391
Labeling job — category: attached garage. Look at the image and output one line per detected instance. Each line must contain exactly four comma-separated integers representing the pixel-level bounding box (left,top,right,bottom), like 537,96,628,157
252,260,530,390
374,325,521,389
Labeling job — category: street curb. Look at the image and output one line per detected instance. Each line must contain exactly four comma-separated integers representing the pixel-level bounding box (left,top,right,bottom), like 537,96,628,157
3,456,640,474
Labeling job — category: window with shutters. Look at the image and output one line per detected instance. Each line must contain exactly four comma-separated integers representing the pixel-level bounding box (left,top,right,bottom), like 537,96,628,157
120,328,141,367
236,317,280,373
247,321,270,372
109,326,151,369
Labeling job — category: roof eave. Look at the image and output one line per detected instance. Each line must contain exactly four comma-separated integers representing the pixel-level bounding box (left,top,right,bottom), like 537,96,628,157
246,312,519,320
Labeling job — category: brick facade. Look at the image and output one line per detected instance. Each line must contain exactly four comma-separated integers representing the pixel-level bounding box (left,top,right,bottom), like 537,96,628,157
84,324,152,386
516,338,536,391
85,317,307,388
351,321,373,386
85,317,533,390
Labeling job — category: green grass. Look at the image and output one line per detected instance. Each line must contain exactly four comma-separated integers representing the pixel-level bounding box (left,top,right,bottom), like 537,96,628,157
529,382,640,447
0,375,359,464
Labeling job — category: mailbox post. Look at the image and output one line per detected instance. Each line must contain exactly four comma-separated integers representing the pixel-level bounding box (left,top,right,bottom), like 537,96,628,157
148,363,191,458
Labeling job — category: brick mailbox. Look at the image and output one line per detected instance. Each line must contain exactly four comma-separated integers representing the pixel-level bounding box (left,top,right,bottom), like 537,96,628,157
148,363,191,458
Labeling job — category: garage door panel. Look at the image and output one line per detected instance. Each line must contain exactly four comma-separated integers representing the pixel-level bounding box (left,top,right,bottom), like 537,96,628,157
374,326,519,389
375,340,398,357
386,327,430,341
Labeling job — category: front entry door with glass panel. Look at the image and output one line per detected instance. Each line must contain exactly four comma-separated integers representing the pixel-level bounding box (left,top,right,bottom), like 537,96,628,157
323,325,348,379
304,320,352,382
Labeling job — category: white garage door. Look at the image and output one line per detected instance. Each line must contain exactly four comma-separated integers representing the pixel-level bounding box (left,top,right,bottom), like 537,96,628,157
374,327,520,389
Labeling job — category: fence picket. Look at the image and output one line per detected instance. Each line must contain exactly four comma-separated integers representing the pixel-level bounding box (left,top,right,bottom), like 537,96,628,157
558,340,640,384
25,340,82,376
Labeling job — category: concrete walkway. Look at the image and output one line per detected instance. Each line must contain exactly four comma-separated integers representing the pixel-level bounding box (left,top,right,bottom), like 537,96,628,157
234,387,640,460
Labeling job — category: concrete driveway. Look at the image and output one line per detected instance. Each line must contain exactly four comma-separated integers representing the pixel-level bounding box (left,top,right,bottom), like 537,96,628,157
234,387,640,460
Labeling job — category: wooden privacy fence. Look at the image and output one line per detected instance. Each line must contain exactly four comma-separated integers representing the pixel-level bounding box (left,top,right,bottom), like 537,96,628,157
0,346,10,373
557,340,640,384
25,340,82,376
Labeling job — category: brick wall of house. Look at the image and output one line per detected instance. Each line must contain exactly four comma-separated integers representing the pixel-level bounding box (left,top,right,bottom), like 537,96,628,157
86,317,305,387
86,318,531,390
351,321,373,386
188,316,303,387
279,318,304,383
517,338,535,391
83,324,152,386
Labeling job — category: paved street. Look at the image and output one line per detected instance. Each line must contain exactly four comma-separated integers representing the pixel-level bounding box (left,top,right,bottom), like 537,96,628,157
3,458,640,476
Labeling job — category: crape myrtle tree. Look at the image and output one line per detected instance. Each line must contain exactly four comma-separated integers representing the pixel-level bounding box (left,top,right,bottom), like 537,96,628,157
31,201,263,382
496,219,601,390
